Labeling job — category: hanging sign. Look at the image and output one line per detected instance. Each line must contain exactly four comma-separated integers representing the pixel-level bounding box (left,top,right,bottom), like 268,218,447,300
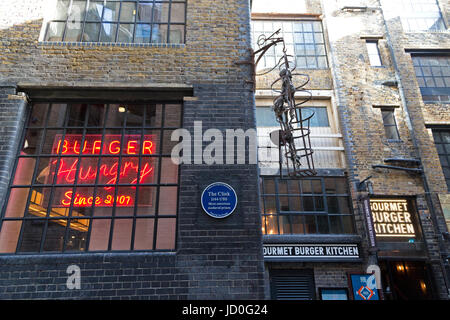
201,182,238,219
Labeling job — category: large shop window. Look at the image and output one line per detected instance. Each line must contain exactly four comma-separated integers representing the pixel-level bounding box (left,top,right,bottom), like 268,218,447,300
251,20,328,70
260,176,355,235
0,102,181,253
43,0,186,43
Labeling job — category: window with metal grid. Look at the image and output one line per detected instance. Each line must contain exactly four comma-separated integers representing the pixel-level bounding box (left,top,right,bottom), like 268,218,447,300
43,0,186,43
412,55,450,103
251,20,328,70
431,129,450,190
0,102,181,253
260,176,355,235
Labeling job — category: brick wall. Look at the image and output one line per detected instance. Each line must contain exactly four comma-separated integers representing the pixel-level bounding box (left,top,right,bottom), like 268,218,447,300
0,0,267,299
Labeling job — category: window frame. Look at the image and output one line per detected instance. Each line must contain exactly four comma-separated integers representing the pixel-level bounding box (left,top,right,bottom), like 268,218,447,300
260,176,356,235
366,40,383,67
251,19,329,70
0,101,182,254
430,127,450,191
41,0,187,44
380,108,401,141
411,53,450,104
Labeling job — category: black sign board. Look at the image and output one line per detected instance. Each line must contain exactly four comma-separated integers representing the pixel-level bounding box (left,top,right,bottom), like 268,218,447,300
263,244,360,261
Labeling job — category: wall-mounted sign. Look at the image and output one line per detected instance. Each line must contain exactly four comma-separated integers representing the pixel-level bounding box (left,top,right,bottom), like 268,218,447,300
362,197,377,247
369,199,416,238
201,182,237,219
263,244,360,260
349,274,380,301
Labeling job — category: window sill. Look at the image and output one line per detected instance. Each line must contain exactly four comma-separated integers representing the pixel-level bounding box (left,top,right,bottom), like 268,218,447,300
38,41,185,48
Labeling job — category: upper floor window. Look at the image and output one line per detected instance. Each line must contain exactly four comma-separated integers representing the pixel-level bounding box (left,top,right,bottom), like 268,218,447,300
382,0,446,32
366,40,382,67
251,20,328,70
260,176,355,235
431,128,450,191
381,108,400,140
43,0,186,43
412,54,450,103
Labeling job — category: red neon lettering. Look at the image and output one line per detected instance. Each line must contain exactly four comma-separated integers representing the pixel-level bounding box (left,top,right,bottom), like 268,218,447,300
61,190,133,207
127,140,138,154
109,140,120,154
143,140,153,155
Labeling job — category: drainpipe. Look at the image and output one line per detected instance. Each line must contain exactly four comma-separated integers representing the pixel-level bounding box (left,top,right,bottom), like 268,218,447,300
378,1,450,299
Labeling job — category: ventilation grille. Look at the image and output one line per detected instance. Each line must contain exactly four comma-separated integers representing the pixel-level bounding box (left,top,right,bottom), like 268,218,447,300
271,273,315,300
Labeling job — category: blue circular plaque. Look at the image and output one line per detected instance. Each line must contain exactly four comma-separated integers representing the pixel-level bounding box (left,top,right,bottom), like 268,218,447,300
201,182,238,219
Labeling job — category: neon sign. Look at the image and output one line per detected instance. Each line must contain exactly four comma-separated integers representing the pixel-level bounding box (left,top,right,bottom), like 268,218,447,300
369,199,416,238
50,134,156,208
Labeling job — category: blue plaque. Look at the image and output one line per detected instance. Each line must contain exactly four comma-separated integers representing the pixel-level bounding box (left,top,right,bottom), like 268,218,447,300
201,182,238,219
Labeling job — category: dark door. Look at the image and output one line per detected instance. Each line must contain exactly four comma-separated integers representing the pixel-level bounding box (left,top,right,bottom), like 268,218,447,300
380,261,435,300
270,269,316,300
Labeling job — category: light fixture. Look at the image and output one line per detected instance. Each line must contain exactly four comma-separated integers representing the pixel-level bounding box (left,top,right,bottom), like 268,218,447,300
118,106,126,113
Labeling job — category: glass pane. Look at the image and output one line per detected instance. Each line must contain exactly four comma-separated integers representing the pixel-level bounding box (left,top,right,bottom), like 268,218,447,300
117,23,134,42
104,1,120,21
159,187,178,215
134,23,151,42
342,216,355,234
4,188,30,218
160,157,178,184
126,105,145,127
45,22,65,41
120,2,136,22
169,24,184,43
263,215,278,235
70,1,87,21
263,179,275,194
42,219,67,252
153,3,169,23
83,23,101,42
99,23,117,42
290,215,304,234
134,218,154,250
65,218,89,251
137,2,154,22
28,104,49,127
88,219,111,251
329,215,343,234
111,218,133,250
156,218,175,249
87,1,103,21
106,104,127,126
278,215,290,234
304,215,316,234
54,0,70,20
264,196,276,214
22,127,44,154
17,219,45,252
145,104,162,127
0,221,22,253
136,186,157,215
65,23,83,41
317,215,329,234
170,2,185,23
13,158,36,185
152,24,168,43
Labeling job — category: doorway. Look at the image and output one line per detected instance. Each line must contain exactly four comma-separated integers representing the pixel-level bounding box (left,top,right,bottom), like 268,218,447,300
380,260,435,300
